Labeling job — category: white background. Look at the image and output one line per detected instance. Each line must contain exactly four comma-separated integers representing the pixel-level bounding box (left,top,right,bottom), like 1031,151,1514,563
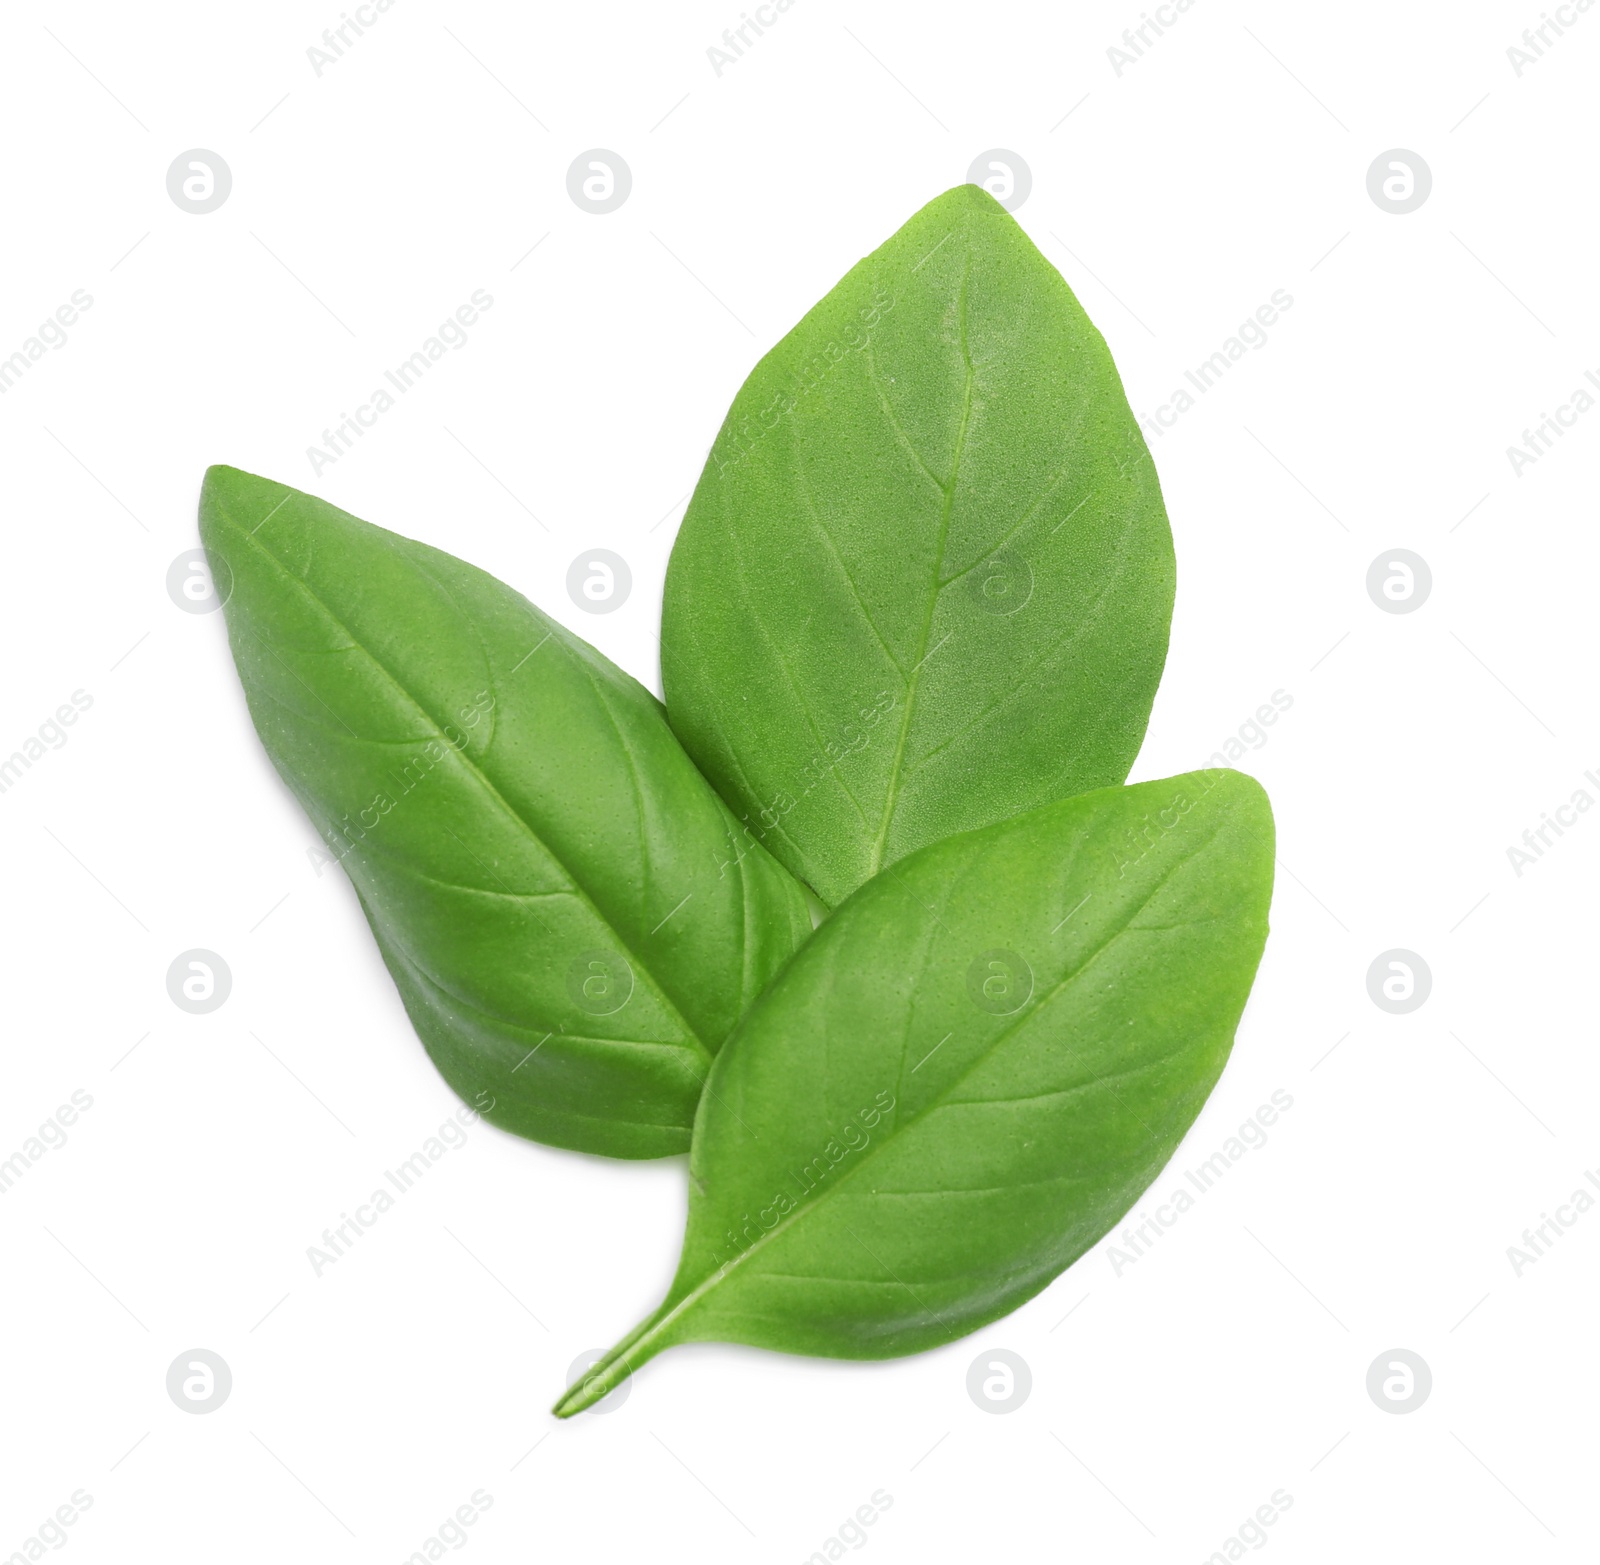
1,0,1596,1560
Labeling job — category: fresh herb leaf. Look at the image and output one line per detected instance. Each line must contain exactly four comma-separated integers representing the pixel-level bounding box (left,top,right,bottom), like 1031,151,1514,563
662,184,1175,905
554,770,1271,1410
201,466,813,1159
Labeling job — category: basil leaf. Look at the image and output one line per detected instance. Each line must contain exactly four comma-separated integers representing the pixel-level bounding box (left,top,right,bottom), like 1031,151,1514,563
200,466,813,1159
554,770,1271,1410
661,184,1175,906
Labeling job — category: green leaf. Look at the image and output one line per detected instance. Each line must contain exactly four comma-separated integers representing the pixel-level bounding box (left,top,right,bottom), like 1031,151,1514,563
553,770,1272,1411
200,466,814,1159
661,183,1176,906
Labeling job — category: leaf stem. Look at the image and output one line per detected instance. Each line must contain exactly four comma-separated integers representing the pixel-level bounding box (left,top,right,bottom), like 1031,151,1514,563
550,1301,677,1417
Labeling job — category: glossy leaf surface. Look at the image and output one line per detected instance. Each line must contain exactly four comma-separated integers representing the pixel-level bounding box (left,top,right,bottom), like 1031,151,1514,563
201,466,813,1159
662,184,1175,905
555,770,1272,1409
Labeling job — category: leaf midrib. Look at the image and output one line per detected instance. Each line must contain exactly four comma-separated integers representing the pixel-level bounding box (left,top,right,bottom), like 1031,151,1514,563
220,498,713,1067
867,249,975,877
658,810,1230,1335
